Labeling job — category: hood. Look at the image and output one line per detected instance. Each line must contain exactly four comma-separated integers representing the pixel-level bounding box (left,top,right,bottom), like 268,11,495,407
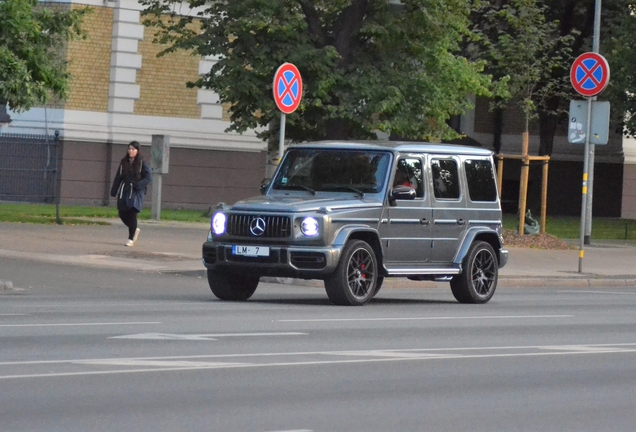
229,194,384,213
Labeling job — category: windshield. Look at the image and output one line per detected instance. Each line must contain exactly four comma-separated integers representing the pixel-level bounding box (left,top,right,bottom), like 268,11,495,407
272,149,391,194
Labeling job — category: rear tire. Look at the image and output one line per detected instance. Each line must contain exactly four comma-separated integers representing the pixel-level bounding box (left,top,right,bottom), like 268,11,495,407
450,241,498,304
207,269,259,301
325,240,378,306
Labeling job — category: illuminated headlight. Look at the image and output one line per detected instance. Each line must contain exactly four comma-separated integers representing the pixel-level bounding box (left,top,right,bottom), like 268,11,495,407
212,213,226,235
301,217,320,237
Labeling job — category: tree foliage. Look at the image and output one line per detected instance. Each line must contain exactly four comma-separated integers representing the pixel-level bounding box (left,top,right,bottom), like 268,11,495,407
474,0,576,136
0,0,89,112
141,0,496,145
602,0,636,137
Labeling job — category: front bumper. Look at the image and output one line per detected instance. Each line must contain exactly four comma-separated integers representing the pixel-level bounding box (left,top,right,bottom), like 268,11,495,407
499,248,509,269
202,241,344,278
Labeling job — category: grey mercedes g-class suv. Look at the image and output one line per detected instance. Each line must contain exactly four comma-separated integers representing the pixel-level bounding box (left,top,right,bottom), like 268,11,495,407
202,141,508,306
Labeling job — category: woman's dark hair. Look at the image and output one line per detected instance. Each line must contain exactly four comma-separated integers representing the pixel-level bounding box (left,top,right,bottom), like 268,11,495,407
123,141,143,181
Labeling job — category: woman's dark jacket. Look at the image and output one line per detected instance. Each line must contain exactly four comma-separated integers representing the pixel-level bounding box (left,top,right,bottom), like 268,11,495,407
110,156,152,212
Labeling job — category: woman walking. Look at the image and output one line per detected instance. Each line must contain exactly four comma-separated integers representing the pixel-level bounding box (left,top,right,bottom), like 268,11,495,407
110,141,152,246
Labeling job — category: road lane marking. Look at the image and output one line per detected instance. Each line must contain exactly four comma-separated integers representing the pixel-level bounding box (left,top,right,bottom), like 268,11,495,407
110,332,307,341
2,342,636,380
2,348,636,380
562,290,636,295
0,322,161,327
277,315,573,322
75,359,247,367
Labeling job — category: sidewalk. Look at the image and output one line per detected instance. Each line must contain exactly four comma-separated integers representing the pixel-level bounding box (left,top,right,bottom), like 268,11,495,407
1,220,636,289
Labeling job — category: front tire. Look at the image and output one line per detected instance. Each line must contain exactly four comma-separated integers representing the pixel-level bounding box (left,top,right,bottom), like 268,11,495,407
450,241,498,304
207,269,259,301
325,240,378,306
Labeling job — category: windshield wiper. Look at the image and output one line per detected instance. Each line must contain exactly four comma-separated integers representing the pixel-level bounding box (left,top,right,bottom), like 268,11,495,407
332,186,364,198
347,187,365,198
299,185,316,195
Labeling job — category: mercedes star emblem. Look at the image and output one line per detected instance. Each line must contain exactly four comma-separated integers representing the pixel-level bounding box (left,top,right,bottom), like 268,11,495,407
250,217,266,236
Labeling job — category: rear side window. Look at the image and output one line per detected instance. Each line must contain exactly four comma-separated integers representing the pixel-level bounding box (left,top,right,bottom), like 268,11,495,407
431,159,460,199
464,159,497,202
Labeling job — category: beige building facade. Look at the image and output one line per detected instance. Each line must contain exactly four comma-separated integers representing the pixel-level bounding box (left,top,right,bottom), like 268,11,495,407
1,0,634,218
2,0,265,210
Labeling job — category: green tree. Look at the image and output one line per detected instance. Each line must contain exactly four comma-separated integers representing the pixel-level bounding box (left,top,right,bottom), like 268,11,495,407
141,0,495,145
475,0,575,155
0,0,89,112
602,0,636,137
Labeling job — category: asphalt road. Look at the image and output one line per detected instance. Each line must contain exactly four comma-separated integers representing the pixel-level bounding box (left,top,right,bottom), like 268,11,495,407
2,258,636,432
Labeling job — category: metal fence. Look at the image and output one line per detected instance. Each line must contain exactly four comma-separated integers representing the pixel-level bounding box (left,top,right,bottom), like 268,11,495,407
0,133,59,203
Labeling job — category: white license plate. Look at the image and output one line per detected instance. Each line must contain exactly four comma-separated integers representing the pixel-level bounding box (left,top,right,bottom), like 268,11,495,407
232,245,270,257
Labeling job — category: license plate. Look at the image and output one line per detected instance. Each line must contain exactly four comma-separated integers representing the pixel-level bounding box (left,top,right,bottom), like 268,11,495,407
232,245,270,257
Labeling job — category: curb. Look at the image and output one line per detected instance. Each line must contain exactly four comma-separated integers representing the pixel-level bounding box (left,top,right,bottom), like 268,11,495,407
3,250,636,289
501,276,636,288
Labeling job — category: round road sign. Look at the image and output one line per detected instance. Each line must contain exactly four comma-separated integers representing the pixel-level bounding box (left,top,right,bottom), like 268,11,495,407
570,52,610,97
273,63,302,114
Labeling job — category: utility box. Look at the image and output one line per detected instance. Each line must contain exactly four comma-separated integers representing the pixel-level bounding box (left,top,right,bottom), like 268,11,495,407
150,135,169,220
151,135,170,174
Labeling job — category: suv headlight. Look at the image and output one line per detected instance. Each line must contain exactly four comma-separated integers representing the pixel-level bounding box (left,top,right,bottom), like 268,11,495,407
300,217,320,237
212,213,226,235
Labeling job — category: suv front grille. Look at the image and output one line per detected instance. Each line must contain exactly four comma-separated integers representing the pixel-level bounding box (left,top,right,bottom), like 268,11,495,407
227,214,291,238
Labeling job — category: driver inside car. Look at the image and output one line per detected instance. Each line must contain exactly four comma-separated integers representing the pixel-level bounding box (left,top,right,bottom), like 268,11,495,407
394,166,415,188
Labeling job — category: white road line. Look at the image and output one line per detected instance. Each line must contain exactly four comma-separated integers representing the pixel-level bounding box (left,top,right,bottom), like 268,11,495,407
2,342,636,380
2,347,636,380
562,290,636,295
264,430,312,432
110,332,307,340
75,359,247,368
0,322,161,327
277,314,573,322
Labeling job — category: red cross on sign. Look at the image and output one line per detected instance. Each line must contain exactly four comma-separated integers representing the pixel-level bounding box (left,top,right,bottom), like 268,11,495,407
570,52,610,97
273,63,303,114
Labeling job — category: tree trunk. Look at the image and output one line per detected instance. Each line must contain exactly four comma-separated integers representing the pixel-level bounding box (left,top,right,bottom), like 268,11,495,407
538,110,558,156
493,107,503,154
538,96,560,156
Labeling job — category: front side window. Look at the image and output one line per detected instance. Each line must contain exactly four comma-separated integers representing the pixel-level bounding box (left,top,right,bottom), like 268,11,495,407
464,159,497,202
431,158,460,199
393,158,423,198
272,149,391,194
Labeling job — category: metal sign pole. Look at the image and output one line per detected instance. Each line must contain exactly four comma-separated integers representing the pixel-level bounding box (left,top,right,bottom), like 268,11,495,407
278,113,286,163
579,98,593,273
585,0,602,245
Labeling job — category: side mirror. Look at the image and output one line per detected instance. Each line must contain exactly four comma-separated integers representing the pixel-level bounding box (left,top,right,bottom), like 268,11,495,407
390,185,416,203
260,178,271,195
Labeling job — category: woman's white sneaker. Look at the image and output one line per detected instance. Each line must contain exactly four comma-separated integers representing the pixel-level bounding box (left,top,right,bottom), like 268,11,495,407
133,228,140,242
125,239,134,247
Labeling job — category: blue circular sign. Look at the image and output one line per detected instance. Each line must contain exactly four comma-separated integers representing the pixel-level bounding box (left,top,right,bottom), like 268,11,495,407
570,52,610,97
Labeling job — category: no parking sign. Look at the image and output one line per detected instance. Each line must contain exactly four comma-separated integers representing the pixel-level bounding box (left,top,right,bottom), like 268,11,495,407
273,63,302,114
570,52,610,97
273,63,303,163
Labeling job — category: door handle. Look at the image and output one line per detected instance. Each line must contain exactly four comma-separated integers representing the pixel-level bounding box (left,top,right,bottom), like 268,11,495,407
420,218,430,225
457,218,465,226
